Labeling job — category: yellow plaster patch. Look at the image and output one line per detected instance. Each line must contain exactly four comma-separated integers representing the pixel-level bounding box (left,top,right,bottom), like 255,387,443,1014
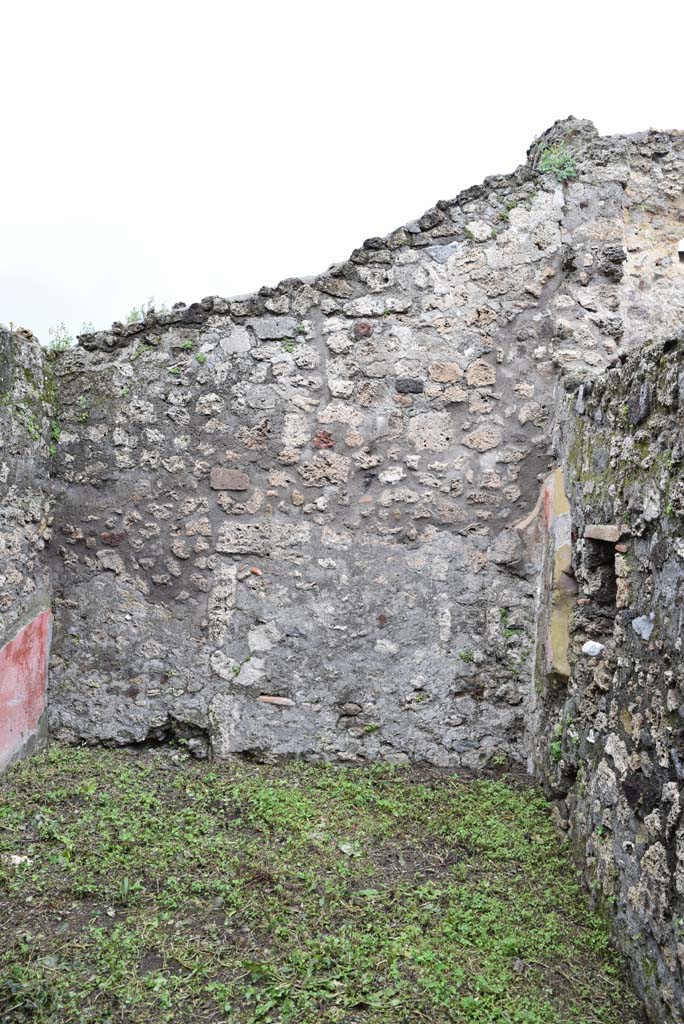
550,542,574,679
554,542,572,580
552,468,570,516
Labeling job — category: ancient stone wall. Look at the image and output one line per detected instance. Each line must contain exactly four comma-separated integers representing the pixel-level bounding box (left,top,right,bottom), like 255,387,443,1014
535,335,684,1021
36,118,684,772
0,328,53,767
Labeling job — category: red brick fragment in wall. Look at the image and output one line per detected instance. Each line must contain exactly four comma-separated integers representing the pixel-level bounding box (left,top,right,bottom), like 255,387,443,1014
353,321,373,339
100,531,125,546
312,431,335,449
0,610,50,767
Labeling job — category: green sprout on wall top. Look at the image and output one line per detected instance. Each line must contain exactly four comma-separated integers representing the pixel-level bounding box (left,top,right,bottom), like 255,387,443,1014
539,144,578,183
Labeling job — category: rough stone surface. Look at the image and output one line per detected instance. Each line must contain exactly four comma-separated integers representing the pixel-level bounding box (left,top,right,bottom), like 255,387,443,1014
209,468,250,491
0,329,53,645
0,328,52,765
533,335,684,1022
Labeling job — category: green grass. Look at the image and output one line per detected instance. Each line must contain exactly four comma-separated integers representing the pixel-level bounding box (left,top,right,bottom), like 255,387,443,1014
0,747,641,1023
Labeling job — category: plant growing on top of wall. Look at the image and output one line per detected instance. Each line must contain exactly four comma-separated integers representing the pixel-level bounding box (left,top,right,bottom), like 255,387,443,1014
126,298,167,324
539,144,577,183
48,322,74,352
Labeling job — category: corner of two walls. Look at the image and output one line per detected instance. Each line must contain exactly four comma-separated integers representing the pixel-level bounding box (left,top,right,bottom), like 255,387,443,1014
4,119,683,780
0,328,53,770
42,119,675,768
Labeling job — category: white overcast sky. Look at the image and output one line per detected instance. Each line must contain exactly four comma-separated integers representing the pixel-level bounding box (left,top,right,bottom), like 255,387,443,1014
2,1,683,344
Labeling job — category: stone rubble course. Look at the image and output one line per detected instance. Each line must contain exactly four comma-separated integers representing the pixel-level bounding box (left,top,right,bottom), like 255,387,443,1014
3,115,684,1022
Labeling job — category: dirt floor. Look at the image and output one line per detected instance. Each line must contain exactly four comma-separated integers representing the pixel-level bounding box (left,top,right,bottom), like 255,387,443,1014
0,745,644,1023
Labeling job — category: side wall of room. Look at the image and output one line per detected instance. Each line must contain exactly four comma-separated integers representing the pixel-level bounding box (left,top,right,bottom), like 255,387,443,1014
534,336,684,1021
0,329,53,769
